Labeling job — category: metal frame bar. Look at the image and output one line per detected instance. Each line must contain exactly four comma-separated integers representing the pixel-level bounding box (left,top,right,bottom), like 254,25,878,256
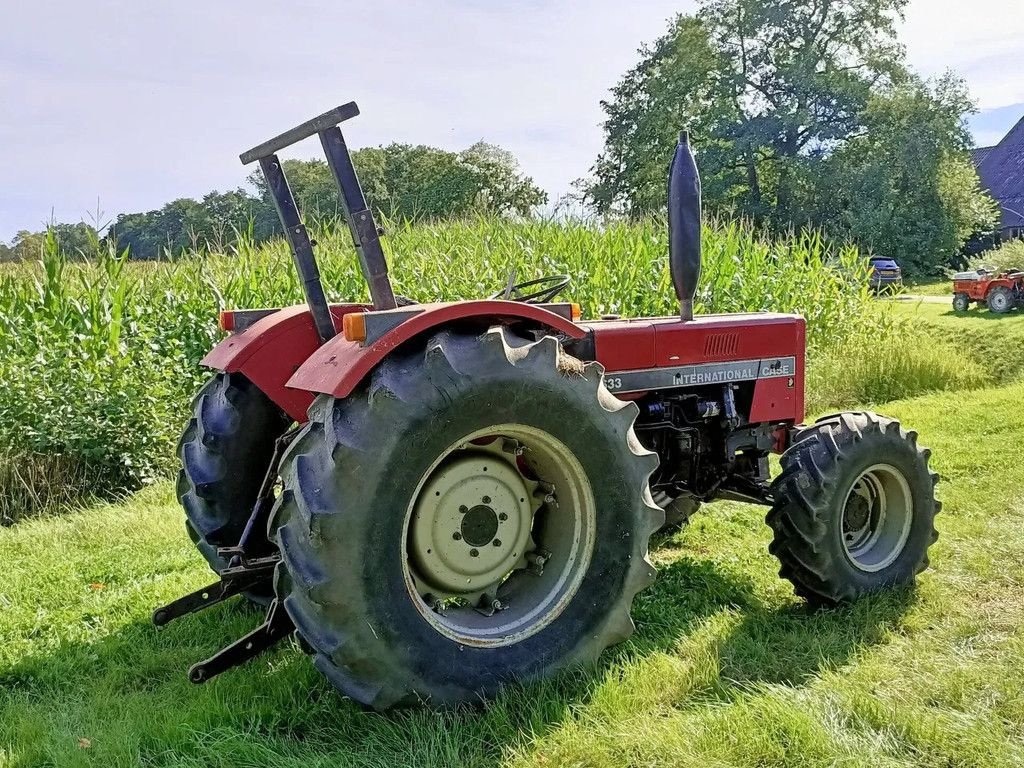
239,102,360,165
258,154,337,343
320,126,397,310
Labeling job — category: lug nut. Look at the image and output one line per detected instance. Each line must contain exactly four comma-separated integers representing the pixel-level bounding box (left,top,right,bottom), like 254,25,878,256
482,496,491,504
453,532,462,541
498,512,508,521
470,549,479,557
459,505,468,513
493,539,502,547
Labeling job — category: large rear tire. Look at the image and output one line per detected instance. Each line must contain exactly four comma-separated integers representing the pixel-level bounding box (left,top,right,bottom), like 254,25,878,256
767,412,939,606
270,327,662,709
177,373,290,582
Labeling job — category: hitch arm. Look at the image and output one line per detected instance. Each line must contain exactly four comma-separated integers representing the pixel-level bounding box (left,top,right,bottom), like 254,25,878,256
189,599,294,684
151,555,278,626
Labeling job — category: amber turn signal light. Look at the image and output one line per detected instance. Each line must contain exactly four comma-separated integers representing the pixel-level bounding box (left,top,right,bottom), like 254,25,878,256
570,303,582,321
218,311,235,332
343,312,367,343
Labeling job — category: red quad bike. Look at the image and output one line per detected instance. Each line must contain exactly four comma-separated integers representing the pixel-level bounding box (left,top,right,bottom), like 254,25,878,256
952,268,1024,313
156,103,940,709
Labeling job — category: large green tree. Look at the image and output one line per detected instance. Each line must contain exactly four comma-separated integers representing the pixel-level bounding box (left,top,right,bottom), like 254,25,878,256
98,141,543,260
251,142,546,224
585,0,995,273
820,74,998,273
5,222,99,261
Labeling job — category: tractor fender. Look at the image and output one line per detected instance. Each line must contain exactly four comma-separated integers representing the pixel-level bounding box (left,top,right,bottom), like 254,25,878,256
286,300,586,400
201,304,368,422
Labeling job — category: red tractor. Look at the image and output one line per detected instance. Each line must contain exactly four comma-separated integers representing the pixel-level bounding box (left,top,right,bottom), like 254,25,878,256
952,268,1024,313
156,104,940,709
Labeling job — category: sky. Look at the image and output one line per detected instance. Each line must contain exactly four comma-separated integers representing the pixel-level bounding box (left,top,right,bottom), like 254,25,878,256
2,0,1023,241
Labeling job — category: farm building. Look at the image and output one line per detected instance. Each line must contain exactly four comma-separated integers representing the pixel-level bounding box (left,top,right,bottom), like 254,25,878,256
973,115,1024,240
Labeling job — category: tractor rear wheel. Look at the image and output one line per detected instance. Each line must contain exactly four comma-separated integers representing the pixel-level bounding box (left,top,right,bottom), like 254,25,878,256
270,327,662,708
177,373,290,584
767,412,939,606
987,286,1013,313
952,293,969,312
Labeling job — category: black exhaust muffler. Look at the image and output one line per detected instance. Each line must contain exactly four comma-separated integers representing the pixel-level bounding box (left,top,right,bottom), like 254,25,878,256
668,131,702,321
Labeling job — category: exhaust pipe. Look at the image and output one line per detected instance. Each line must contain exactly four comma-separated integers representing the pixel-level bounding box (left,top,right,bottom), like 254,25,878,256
668,130,702,321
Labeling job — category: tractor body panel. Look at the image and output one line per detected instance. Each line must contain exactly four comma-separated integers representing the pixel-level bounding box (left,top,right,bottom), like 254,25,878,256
201,304,368,421
582,312,805,424
286,300,585,399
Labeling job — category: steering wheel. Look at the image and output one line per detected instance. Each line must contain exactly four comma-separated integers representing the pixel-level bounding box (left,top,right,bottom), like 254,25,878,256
489,274,571,304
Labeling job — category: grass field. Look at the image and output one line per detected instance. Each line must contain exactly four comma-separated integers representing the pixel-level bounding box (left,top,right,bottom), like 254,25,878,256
890,299,1024,384
901,278,949,296
3,309,1024,766
4,230,1019,768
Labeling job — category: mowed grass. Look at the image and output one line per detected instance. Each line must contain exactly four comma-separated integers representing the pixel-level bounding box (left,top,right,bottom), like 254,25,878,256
3,381,1024,767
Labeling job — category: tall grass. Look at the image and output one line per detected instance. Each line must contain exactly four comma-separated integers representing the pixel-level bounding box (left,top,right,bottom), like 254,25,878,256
0,217,873,521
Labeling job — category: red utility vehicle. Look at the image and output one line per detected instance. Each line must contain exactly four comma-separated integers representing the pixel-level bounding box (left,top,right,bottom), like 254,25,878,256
952,268,1024,313
157,103,940,709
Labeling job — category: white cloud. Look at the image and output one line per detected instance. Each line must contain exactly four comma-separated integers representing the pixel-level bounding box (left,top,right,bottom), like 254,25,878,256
900,0,1024,109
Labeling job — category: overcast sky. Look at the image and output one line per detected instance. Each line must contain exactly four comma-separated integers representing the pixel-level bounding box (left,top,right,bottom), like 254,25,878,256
2,0,1022,241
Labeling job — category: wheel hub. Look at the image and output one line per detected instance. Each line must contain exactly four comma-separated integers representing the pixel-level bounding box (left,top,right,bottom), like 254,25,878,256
461,504,499,547
841,463,913,572
402,425,597,648
408,440,538,601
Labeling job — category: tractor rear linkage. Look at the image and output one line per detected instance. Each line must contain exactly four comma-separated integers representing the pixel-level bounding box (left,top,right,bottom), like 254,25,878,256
153,428,298,682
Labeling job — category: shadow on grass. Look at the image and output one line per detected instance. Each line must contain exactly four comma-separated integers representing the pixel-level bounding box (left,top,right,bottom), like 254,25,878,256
938,307,1023,321
0,554,917,766
628,551,917,690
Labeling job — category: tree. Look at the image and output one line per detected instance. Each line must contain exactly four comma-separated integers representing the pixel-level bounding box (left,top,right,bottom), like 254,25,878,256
108,190,264,259
822,75,998,274
5,223,98,261
249,143,546,225
584,0,996,273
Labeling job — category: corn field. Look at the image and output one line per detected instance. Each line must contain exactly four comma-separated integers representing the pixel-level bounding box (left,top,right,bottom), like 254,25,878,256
0,217,873,522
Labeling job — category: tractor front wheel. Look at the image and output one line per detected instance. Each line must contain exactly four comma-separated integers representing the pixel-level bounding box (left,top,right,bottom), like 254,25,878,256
987,286,1014,313
270,327,661,708
767,412,939,605
952,293,969,313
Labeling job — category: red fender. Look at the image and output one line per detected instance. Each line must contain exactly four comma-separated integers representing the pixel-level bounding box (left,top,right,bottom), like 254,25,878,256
287,300,585,400
201,304,368,421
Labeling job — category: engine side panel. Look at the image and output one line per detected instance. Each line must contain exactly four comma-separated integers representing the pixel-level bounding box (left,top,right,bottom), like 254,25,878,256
584,313,806,424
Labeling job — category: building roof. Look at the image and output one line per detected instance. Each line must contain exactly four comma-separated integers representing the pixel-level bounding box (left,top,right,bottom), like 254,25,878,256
974,116,1024,230
972,146,995,165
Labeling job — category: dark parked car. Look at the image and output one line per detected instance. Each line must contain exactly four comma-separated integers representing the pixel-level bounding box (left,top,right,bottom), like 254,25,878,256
868,256,902,291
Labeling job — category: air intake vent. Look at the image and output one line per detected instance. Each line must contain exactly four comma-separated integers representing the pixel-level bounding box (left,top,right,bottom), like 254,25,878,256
703,333,739,359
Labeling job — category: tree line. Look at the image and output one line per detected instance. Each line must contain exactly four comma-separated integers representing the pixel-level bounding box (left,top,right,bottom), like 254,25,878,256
1,141,546,262
3,0,1002,276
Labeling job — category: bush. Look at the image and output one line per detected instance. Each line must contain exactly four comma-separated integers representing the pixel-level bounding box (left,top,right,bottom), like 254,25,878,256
970,239,1024,273
0,218,875,520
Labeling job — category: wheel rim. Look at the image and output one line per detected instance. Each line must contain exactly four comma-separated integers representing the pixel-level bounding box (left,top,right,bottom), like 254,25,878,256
992,292,1009,311
841,463,913,572
403,424,596,647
